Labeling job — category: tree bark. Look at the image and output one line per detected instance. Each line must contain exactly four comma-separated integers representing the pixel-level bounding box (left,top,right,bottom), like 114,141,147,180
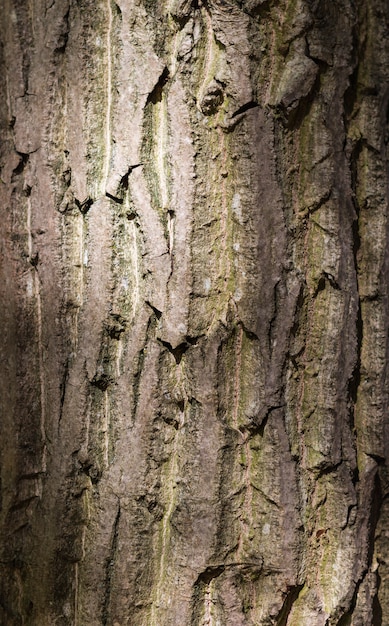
1,0,389,624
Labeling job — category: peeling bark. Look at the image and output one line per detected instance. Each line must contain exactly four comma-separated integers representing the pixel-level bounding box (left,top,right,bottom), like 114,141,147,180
1,0,389,624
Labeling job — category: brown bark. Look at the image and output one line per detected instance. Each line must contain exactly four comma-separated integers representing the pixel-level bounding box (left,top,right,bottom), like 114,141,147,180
1,0,389,624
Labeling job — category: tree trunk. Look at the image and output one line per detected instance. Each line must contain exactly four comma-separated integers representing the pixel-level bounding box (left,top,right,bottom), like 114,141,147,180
1,0,389,624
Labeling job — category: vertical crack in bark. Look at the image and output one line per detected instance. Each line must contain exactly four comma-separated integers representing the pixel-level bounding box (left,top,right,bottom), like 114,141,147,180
58,355,70,434
158,338,190,365
367,472,382,576
102,499,121,626
155,81,169,213
275,584,304,626
191,565,225,626
133,313,157,420
236,436,254,562
344,467,383,623
142,67,171,253
102,389,110,467
373,568,383,625
144,67,170,216
28,197,46,472
78,211,85,344
231,324,243,430
196,5,217,108
103,0,113,193
229,325,255,562
218,128,232,309
150,430,181,625
349,158,363,440
74,561,79,626
131,220,140,317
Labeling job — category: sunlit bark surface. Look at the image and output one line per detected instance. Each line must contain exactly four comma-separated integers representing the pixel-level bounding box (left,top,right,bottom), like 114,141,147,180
1,0,389,624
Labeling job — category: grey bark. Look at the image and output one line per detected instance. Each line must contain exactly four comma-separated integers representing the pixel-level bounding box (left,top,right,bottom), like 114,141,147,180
1,0,389,624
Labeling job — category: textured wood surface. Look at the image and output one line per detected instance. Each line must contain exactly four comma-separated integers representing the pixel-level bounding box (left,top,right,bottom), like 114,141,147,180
1,0,389,623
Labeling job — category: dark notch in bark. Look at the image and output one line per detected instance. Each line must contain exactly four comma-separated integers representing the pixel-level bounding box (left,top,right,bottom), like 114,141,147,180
53,8,69,55
313,271,341,297
23,182,32,197
335,581,382,626
146,67,170,105
191,561,265,624
113,0,122,18
102,500,121,626
159,336,200,364
146,300,162,319
194,561,264,586
238,321,259,342
120,163,143,189
219,101,260,131
336,471,383,626
170,0,197,26
348,299,362,413
348,141,363,199
159,339,189,365
249,404,285,437
275,584,304,626
75,195,93,214
307,188,333,216
58,355,70,433
12,152,29,176
341,471,384,624
163,401,185,423
77,453,102,485
194,564,225,586
133,344,146,416
335,594,356,626
29,251,39,267
230,101,260,119
106,164,144,203
133,312,159,417
373,570,383,625
348,136,362,431
9,489,39,514
105,191,123,204
191,559,270,626
105,313,127,339
91,372,112,391
238,0,271,18
193,562,252,616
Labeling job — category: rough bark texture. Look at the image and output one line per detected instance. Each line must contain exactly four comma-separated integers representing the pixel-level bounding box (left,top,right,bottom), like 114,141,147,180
1,0,389,624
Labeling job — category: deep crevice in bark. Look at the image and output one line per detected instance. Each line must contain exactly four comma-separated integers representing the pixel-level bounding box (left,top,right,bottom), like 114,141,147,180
373,570,383,626
146,67,170,106
12,152,29,176
158,339,189,364
230,100,259,118
102,500,121,626
75,195,93,214
276,584,304,626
